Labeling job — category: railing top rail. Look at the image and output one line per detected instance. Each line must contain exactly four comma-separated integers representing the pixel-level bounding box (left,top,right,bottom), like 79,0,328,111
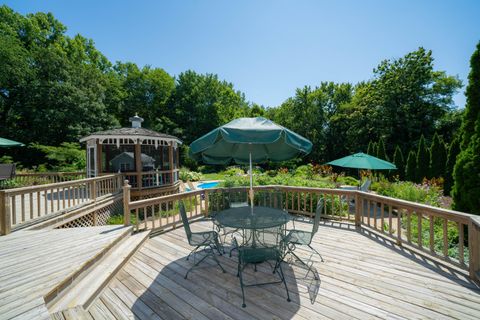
2,174,123,196
129,189,204,209
15,171,85,177
357,191,475,223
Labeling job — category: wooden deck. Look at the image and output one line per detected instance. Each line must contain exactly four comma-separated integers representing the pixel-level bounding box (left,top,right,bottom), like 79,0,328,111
82,220,480,320
0,225,131,320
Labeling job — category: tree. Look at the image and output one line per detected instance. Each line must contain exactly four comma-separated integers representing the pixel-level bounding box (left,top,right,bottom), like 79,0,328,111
444,136,460,196
453,42,480,214
416,135,429,182
393,146,404,180
366,141,375,155
405,150,417,182
376,138,388,161
348,48,462,154
429,133,447,178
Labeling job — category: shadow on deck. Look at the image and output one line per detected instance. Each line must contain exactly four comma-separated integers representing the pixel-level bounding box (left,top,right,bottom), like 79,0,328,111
84,220,480,320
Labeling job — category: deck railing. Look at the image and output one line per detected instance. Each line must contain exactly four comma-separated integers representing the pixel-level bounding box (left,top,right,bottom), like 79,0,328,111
0,174,123,234
123,184,480,283
5,171,86,187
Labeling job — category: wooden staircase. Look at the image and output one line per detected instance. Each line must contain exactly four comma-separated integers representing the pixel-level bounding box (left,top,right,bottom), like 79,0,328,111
47,229,150,316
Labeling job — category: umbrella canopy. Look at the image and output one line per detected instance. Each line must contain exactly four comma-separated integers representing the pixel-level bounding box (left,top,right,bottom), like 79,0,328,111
189,117,312,164
189,117,312,208
326,152,396,170
0,137,25,148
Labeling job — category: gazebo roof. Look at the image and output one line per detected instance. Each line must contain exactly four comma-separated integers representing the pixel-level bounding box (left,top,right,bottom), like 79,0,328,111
79,127,182,144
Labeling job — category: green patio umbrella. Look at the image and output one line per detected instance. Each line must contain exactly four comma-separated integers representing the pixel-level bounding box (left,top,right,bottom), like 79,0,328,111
0,137,25,148
189,117,312,207
326,152,396,170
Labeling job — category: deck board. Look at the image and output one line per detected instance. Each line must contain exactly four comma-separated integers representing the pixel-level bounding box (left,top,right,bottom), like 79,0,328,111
89,220,480,319
0,225,130,320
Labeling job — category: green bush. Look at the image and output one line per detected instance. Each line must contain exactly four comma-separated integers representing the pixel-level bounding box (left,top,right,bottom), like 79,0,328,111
294,164,314,179
374,180,442,207
224,166,245,176
179,167,203,181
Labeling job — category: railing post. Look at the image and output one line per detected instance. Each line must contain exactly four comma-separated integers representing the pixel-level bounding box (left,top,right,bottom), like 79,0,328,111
468,218,480,282
354,192,361,227
204,190,209,217
123,180,131,227
0,191,11,235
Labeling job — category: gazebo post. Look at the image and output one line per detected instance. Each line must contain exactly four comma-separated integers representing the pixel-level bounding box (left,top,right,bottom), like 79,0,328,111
135,140,142,189
169,142,174,184
96,139,102,176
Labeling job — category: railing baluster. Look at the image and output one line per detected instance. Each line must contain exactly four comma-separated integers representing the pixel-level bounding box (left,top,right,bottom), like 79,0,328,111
11,196,16,225
29,193,33,220
373,201,377,229
417,212,422,248
429,215,434,253
443,218,448,259
380,202,384,233
397,208,402,243
407,210,411,243
388,205,392,235
21,194,25,222
458,222,464,265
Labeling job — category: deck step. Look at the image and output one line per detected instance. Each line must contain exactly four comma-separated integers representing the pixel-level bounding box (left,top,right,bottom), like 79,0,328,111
48,229,150,313
50,306,92,319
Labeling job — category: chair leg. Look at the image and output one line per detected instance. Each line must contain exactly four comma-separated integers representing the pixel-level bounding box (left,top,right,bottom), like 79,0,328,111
210,246,226,273
238,261,246,308
214,237,223,256
277,259,291,302
308,244,324,262
290,249,318,280
186,246,200,261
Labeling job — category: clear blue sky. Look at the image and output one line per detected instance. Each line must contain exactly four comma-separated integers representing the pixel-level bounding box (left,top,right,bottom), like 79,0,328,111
2,0,479,108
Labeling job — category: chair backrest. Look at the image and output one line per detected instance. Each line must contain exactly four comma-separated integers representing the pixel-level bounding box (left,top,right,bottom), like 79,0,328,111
312,199,324,235
186,181,196,191
0,164,15,180
178,201,192,240
360,179,371,192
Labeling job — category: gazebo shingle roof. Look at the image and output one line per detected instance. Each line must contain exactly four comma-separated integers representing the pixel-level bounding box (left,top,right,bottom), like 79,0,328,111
80,127,182,143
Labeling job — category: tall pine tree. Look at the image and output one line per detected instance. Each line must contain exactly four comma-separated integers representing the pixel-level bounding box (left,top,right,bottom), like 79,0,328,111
393,146,404,180
405,150,417,182
367,141,376,155
416,135,430,182
429,133,447,178
444,136,460,196
376,138,388,161
453,41,480,214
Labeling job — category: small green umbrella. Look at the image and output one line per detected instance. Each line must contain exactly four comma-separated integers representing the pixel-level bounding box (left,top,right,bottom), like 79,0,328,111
189,117,312,207
327,152,396,170
0,137,25,148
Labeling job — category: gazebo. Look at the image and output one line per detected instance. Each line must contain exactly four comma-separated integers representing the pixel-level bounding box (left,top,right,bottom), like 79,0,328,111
80,115,182,197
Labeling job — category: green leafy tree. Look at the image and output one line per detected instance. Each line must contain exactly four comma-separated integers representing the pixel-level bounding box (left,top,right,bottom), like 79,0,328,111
444,136,460,196
429,133,447,178
346,48,462,154
416,135,430,182
453,42,480,214
376,138,388,161
31,142,85,171
393,146,404,180
405,150,417,182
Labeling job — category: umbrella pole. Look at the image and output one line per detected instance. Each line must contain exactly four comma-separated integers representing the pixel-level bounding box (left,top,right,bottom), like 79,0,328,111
249,151,254,211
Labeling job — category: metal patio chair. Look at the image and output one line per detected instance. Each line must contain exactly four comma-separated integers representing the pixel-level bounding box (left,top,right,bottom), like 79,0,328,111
283,199,324,279
236,225,291,308
179,201,225,279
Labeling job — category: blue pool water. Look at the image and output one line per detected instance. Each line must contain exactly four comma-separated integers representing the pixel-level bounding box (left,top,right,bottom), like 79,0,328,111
196,181,220,189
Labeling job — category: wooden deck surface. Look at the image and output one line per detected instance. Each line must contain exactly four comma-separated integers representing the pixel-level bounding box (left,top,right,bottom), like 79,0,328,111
84,220,480,320
0,225,130,320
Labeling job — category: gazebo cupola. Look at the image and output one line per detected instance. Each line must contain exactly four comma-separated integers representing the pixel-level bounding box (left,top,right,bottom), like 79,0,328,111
80,115,182,191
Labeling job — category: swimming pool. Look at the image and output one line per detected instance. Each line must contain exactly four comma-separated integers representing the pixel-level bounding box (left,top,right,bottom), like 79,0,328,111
196,181,220,189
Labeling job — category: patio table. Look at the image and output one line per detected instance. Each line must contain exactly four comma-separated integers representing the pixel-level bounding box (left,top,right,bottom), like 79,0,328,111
213,206,290,247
